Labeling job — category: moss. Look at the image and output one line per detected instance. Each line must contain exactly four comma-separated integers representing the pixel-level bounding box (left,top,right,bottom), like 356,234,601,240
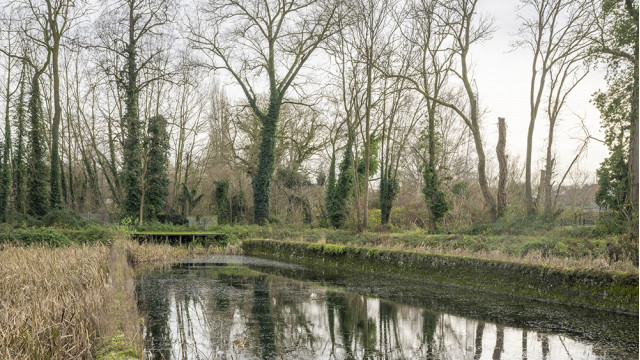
307,243,323,252
96,333,138,360
323,244,346,255
242,239,639,314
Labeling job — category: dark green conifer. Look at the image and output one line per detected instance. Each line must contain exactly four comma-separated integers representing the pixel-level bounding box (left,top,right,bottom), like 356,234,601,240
214,180,231,224
325,152,337,225
144,115,169,221
26,72,49,217
330,139,353,228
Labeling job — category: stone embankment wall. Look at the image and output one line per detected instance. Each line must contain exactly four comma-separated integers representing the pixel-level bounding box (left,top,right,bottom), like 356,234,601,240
242,239,639,314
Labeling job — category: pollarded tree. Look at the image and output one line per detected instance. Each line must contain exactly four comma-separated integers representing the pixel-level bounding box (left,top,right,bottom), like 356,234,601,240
143,115,170,221
188,0,341,224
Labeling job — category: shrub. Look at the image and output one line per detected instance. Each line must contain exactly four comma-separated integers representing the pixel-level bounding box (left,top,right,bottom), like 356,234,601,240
43,209,86,228
6,228,72,247
72,225,114,245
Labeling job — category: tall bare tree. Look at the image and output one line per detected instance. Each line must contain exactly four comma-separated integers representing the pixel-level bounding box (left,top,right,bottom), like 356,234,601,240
188,0,340,224
516,0,594,215
397,0,497,221
24,0,83,209
94,0,173,219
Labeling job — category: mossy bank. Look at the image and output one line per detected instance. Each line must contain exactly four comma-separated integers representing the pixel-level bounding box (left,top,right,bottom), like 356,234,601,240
242,239,639,314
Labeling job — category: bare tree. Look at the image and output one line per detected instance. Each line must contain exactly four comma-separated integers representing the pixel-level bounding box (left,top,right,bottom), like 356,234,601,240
516,0,594,215
188,0,340,224
23,0,85,209
94,0,174,220
385,0,457,227
397,0,497,221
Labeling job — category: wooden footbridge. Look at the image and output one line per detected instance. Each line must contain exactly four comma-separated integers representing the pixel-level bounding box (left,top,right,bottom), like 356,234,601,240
131,232,226,246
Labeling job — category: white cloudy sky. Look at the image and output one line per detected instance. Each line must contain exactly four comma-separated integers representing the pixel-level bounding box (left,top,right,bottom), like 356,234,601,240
474,0,608,183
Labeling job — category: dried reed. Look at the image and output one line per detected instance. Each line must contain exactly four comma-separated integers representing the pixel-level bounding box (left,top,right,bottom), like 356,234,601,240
0,237,142,359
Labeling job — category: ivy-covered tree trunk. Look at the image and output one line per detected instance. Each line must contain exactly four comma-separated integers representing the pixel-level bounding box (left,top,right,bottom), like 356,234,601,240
13,76,27,214
49,37,63,210
252,104,280,224
325,152,337,225
144,115,170,221
121,36,142,219
330,139,354,228
27,71,49,217
0,68,12,222
379,168,397,225
629,49,638,233
214,180,231,224
422,106,449,231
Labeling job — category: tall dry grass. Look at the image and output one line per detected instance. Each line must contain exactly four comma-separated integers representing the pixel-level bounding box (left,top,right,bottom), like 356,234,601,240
0,238,141,359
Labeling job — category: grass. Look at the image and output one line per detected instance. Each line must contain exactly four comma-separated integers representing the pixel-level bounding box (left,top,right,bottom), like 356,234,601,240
127,221,637,273
0,237,141,360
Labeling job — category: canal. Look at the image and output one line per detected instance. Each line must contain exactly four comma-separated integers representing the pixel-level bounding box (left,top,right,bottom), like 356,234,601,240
136,255,638,359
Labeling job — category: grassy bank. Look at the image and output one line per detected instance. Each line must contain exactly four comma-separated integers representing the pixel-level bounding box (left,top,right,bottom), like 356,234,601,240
243,239,639,314
153,223,634,273
2,215,634,273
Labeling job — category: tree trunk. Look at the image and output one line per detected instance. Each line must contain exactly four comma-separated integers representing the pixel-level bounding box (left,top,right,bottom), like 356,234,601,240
471,125,496,222
628,58,638,236
253,104,280,224
537,169,545,210
122,4,142,218
496,117,507,219
49,37,62,209
544,119,556,216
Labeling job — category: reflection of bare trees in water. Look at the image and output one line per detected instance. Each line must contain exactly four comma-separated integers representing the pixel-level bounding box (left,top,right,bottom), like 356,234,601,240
137,275,172,360
138,266,614,360
251,276,277,359
474,322,485,360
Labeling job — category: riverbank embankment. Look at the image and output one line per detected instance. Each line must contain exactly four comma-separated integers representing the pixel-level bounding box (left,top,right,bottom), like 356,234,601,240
242,239,639,314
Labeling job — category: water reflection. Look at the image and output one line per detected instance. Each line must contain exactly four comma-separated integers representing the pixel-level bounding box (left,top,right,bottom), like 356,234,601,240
136,258,637,360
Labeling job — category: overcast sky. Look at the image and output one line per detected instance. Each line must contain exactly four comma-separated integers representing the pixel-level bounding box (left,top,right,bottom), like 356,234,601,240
474,0,608,184
211,0,610,185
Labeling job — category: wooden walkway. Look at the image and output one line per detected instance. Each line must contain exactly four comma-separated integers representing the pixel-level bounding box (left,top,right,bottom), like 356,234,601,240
131,232,226,246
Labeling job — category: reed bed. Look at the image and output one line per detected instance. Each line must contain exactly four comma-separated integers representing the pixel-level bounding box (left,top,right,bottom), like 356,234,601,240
0,238,141,360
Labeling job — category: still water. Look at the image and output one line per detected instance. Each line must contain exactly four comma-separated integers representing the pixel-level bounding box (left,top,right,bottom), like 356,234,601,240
136,256,638,360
